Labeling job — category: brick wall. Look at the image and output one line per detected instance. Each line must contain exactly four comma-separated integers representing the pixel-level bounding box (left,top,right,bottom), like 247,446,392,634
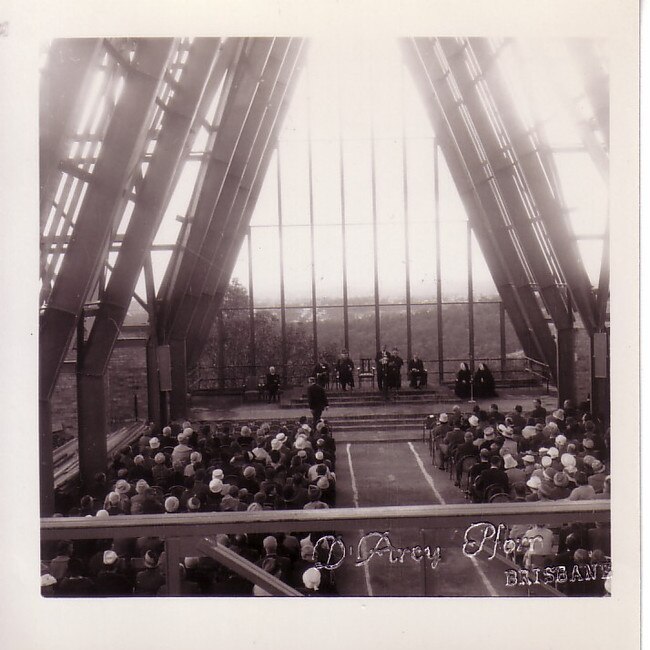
50,346,149,438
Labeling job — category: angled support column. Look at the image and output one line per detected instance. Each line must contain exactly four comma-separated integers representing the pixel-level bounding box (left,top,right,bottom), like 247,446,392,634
167,39,291,352
404,38,557,375
40,39,174,403
186,41,305,366
467,38,598,335
39,39,174,506
40,39,103,227
436,38,573,333
78,38,223,438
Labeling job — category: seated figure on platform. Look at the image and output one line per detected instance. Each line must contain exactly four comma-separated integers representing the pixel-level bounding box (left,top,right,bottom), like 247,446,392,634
407,353,426,389
335,349,355,391
454,362,472,399
266,366,281,403
473,362,497,398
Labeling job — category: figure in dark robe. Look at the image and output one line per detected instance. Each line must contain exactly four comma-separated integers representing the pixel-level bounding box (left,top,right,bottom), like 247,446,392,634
266,366,281,402
473,362,497,398
454,362,472,399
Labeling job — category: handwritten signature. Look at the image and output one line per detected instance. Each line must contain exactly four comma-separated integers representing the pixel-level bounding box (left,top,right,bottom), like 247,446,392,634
313,532,442,571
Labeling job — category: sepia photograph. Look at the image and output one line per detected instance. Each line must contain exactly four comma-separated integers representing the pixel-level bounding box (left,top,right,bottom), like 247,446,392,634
0,0,640,648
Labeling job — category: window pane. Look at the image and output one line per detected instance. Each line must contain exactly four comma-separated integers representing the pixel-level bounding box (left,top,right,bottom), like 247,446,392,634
374,138,404,225
378,306,407,359
279,141,310,226
377,223,406,303
250,227,281,306
345,224,376,305
254,308,282,374
473,302,504,361
440,221,469,300
315,306,344,357
411,304,439,364
313,225,343,303
348,306,377,362
343,139,373,224
285,307,315,383
471,230,498,299
311,139,342,225
441,303,470,369
406,138,435,222
282,226,313,306
249,153,279,226
409,220,437,304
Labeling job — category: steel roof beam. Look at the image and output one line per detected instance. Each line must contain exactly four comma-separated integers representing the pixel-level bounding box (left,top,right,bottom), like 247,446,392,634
186,41,305,366
468,38,599,334
166,39,292,349
567,40,610,151
157,38,275,337
405,39,558,373
80,38,223,378
40,39,103,229
436,38,573,333
39,39,175,402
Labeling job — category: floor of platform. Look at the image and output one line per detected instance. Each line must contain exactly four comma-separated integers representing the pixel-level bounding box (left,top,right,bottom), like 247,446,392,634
189,390,558,423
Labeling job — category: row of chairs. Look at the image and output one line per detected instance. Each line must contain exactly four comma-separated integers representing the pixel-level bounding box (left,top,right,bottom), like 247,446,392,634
423,418,512,504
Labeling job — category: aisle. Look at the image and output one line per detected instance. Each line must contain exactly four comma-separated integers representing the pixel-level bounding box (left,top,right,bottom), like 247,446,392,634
331,440,541,597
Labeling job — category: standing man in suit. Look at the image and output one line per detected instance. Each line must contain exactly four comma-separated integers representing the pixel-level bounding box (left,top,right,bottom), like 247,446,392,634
266,366,281,403
376,345,391,392
388,347,404,390
307,376,328,427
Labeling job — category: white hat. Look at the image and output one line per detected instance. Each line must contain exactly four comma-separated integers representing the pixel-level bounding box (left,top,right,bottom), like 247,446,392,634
103,550,118,565
149,437,160,449
522,426,536,440
41,574,57,587
190,451,202,463
276,432,287,443
526,476,542,490
547,447,559,459
154,452,166,464
555,435,567,446
162,427,172,436
315,451,324,461
522,454,535,463
96,509,109,518
503,454,518,470
115,479,130,494
209,479,224,493
541,456,552,468
165,496,179,512
468,415,479,427
302,567,321,591
212,469,224,480
301,424,312,433
560,453,576,468
538,447,549,455
439,413,448,423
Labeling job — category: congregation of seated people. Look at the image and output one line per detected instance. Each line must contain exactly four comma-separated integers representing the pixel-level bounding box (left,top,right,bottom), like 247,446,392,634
41,417,339,597
427,399,611,596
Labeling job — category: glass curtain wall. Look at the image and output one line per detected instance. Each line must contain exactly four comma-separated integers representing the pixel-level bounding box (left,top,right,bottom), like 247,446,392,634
206,37,606,388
